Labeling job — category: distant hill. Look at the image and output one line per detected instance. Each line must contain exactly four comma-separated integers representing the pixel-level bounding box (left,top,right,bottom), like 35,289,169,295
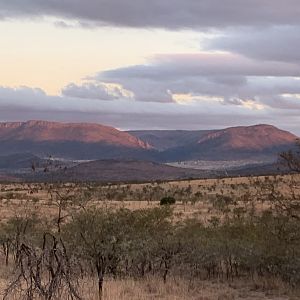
0,153,43,170
24,159,291,183
30,160,207,183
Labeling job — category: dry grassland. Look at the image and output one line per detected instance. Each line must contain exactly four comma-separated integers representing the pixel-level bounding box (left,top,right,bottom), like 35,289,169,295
0,174,299,222
0,174,300,299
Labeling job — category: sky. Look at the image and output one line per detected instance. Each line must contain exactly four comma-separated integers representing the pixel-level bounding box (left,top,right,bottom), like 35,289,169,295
0,1,300,134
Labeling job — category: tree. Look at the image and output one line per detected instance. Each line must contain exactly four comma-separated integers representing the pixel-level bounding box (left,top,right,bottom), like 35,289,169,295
280,140,300,172
63,208,134,300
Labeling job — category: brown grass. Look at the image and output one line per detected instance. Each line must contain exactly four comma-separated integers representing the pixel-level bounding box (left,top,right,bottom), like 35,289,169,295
1,275,295,300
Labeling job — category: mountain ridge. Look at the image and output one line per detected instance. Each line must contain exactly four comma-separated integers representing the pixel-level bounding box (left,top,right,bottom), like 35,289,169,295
0,121,297,162
0,120,151,149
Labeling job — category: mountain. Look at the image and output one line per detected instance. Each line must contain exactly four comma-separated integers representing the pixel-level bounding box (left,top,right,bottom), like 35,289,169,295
1,122,297,182
131,125,298,162
0,120,154,160
160,124,298,161
197,124,296,151
0,121,297,164
0,120,150,148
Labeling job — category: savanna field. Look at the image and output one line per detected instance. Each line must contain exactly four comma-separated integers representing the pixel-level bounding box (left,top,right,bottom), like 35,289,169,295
0,174,299,299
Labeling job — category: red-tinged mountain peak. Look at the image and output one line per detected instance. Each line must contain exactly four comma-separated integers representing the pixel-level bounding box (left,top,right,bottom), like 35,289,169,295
0,120,151,149
198,124,297,151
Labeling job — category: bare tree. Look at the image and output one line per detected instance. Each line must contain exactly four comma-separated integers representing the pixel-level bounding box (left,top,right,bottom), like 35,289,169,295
4,233,82,300
280,140,300,172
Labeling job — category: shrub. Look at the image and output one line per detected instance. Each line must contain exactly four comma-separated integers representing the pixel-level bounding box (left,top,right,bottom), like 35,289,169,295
160,196,176,206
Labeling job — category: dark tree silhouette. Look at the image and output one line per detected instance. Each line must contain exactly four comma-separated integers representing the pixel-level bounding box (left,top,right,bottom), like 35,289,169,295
280,140,300,172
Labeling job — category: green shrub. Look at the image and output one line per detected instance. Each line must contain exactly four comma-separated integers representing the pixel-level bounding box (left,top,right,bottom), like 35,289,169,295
160,196,176,206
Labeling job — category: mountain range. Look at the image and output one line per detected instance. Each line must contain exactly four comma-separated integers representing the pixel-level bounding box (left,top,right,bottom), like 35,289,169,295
0,121,297,163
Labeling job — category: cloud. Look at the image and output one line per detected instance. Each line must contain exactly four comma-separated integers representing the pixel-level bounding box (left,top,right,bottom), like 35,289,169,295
82,53,300,109
0,86,300,135
97,53,300,80
62,82,133,101
63,81,173,103
3,50,300,133
207,26,300,64
1,1,300,29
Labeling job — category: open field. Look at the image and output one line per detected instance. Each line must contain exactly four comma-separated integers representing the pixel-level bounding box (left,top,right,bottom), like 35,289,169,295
0,174,300,299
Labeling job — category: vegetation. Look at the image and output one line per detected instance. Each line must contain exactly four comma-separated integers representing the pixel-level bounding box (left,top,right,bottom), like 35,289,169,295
280,139,300,172
160,196,176,206
0,146,300,299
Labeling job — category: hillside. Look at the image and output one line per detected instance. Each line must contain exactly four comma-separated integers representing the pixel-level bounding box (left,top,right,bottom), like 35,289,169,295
0,120,154,160
157,125,298,161
41,160,207,182
0,120,150,148
0,153,43,170
197,124,297,151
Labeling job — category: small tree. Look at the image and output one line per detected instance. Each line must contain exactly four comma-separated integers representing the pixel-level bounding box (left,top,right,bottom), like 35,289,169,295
280,140,300,172
62,208,134,300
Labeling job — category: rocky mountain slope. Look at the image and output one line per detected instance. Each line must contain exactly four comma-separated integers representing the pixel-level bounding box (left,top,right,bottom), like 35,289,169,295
133,125,298,161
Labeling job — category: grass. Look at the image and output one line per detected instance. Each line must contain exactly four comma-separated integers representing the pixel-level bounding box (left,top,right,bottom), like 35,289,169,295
0,174,299,224
0,275,295,300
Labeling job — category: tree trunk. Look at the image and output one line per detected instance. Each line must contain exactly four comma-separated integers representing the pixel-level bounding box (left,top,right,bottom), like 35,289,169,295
96,258,105,300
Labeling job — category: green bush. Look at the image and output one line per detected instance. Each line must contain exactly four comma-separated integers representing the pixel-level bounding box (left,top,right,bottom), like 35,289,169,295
160,196,176,206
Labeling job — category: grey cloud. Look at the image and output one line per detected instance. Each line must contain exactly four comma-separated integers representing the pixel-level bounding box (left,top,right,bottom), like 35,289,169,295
99,53,300,80
87,53,300,107
209,76,248,87
0,85,298,133
207,26,300,63
53,20,72,29
62,82,132,101
0,86,299,135
62,81,173,103
1,1,300,29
